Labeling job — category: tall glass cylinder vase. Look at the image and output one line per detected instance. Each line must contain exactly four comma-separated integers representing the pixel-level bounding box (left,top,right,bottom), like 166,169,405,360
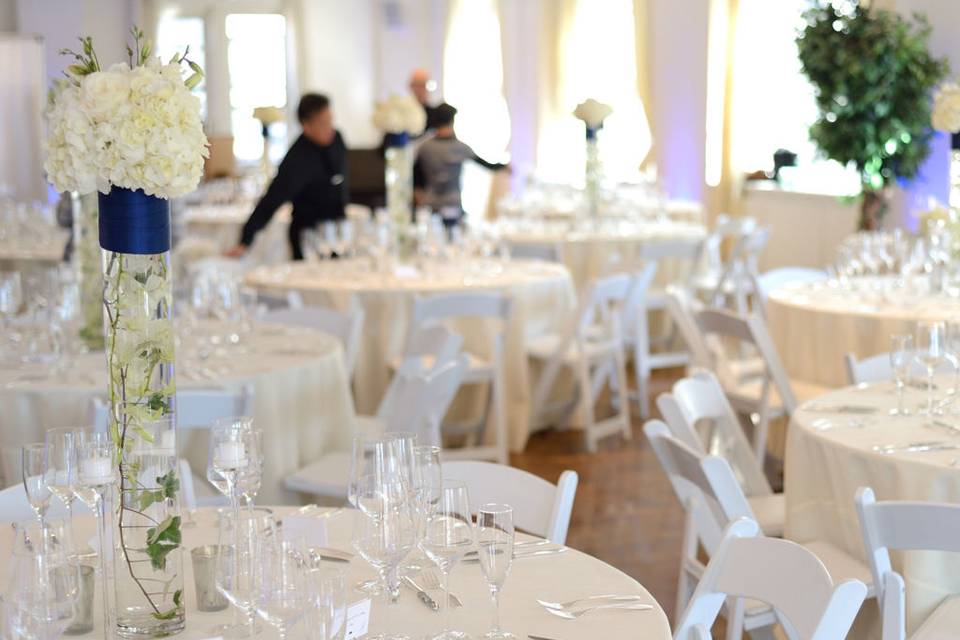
384,132,415,260
584,127,602,218
73,191,104,350
99,187,184,637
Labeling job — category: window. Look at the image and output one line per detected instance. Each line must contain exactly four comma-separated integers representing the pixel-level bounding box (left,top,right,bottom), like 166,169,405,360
726,0,858,195
225,13,288,164
443,0,511,217
156,15,206,118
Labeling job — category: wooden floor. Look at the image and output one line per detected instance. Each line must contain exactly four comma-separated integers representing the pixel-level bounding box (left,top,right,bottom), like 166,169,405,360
510,367,687,623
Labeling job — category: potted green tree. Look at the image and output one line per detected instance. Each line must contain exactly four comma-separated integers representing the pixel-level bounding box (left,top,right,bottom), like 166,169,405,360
797,1,948,230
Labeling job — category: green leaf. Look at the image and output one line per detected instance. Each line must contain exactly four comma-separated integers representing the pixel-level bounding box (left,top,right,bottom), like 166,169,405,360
145,516,182,571
157,470,179,501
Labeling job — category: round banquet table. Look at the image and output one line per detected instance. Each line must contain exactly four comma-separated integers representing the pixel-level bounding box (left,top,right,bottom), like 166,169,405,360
0,507,671,639
0,229,69,269
0,321,355,504
244,258,577,453
501,221,706,292
767,276,960,388
785,379,960,636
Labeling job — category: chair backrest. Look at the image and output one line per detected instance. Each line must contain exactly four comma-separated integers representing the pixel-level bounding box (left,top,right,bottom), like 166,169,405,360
657,371,772,496
664,285,712,369
509,242,562,263
643,420,752,555
377,355,468,446
638,238,704,289
702,215,756,274
855,486,960,619
843,352,948,386
621,263,659,341
694,307,797,413
674,519,868,640
396,325,464,377
442,460,578,544
262,305,365,377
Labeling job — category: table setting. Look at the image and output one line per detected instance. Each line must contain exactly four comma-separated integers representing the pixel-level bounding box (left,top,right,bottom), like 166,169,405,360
0,198,68,267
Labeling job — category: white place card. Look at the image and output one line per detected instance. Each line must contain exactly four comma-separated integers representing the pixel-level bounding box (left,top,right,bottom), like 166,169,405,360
281,513,328,547
344,599,371,640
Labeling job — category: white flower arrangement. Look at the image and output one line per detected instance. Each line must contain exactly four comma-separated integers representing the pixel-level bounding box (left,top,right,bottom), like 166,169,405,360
372,94,427,135
44,30,208,199
932,82,960,133
253,105,286,125
573,99,613,129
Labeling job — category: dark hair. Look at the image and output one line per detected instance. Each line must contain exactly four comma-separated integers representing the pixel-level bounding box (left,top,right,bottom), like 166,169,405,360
297,93,330,123
433,102,457,127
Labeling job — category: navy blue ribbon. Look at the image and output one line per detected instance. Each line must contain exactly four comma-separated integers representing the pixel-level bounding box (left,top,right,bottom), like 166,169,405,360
384,132,409,148
98,188,171,254
585,125,599,140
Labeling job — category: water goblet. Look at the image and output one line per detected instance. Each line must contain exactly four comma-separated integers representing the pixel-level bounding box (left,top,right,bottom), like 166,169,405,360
477,504,516,640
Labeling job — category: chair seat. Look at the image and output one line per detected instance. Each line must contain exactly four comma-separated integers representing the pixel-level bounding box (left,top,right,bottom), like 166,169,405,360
526,333,620,364
746,493,785,537
802,539,875,598
284,451,351,499
912,595,960,640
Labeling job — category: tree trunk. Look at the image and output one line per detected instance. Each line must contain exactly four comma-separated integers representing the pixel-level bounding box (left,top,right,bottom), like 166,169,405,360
859,188,889,231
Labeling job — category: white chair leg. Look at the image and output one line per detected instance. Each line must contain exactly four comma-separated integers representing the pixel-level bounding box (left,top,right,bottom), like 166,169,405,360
578,359,598,453
753,404,770,463
746,628,776,640
725,597,745,640
613,350,632,440
492,367,509,465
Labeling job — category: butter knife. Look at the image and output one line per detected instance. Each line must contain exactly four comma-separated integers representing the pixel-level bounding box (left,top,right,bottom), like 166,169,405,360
529,636,562,640
403,576,439,611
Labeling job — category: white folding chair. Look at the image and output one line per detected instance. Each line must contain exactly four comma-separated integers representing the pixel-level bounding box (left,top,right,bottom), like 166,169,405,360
89,385,253,510
752,267,828,318
693,307,825,461
398,292,513,464
843,351,949,386
284,355,469,500
623,239,704,418
691,215,756,295
664,285,713,371
657,371,784,536
674,518,868,640
697,225,770,315
856,487,960,640
644,420,873,638
528,273,632,452
508,242,563,263
443,460,578,544
262,305,365,380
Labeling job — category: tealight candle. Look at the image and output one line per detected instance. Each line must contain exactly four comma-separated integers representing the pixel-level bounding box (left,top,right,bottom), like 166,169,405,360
81,457,114,485
214,442,247,469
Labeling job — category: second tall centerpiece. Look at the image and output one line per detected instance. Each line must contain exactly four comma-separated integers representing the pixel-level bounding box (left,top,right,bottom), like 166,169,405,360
573,99,613,218
45,28,207,637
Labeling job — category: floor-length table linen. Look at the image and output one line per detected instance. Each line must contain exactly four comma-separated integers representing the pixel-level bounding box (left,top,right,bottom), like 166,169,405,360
244,259,577,452
0,322,355,504
785,381,960,637
0,506,671,639
767,278,960,388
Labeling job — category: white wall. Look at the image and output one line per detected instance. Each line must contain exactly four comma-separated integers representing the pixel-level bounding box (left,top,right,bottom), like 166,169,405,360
0,0,16,30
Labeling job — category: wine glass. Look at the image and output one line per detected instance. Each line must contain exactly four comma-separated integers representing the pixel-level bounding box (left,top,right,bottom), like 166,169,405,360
420,481,474,640
237,429,264,508
351,496,417,640
21,444,52,529
43,428,83,543
477,504,516,640
255,536,308,640
914,321,946,418
889,334,914,417
216,507,276,638
408,445,442,571
946,318,960,399
304,566,346,640
207,423,257,516
347,434,412,519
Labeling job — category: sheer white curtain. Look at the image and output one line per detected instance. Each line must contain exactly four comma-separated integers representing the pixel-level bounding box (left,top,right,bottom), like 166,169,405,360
443,0,511,218
0,36,46,201
536,0,651,185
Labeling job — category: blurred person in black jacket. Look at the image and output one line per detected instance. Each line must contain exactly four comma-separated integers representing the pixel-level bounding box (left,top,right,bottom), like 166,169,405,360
226,93,348,261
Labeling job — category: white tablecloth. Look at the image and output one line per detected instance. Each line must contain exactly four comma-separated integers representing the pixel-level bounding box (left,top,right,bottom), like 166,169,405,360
178,202,291,266
0,322,356,504
502,222,705,292
767,278,960,388
785,380,960,636
0,507,670,639
244,259,577,452
0,229,69,267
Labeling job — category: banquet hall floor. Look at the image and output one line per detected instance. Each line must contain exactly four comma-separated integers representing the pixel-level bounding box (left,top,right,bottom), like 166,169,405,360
511,367,706,623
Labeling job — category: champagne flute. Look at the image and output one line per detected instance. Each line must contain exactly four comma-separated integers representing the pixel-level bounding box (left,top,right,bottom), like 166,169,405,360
255,536,308,640
914,321,946,419
21,444,52,530
420,481,474,640
44,428,84,549
946,318,960,399
408,445,442,571
477,504,516,640
889,334,913,417
237,429,264,508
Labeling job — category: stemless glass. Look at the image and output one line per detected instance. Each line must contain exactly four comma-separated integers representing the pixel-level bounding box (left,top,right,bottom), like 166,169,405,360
304,566,346,640
915,321,946,418
889,334,914,417
477,504,516,640
420,482,475,640
216,507,276,638
21,444,52,528
255,537,307,640
352,498,417,640
6,538,80,639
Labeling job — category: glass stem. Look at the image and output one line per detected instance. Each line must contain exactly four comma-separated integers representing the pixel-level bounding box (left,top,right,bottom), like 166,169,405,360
96,492,111,640
897,381,905,415
492,586,501,633
443,568,451,633
929,370,935,416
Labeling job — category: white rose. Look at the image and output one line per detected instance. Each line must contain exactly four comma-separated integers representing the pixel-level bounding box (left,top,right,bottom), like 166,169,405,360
80,70,131,121
573,98,613,129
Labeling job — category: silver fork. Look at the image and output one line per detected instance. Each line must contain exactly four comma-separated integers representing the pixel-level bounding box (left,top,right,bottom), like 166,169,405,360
420,568,463,608
536,595,646,610
546,603,653,619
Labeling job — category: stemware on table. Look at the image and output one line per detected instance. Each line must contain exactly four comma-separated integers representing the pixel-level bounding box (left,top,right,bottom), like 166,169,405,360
215,507,277,638
304,565,346,640
914,320,946,420
254,536,308,640
21,443,52,530
477,504,516,640
889,334,914,417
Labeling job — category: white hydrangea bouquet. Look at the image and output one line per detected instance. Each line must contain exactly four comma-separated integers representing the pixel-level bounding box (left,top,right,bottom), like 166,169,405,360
573,99,613,217
372,95,426,236
44,28,206,638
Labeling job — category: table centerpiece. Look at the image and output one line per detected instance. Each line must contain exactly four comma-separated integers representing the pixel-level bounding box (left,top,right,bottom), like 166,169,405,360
573,99,612,219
